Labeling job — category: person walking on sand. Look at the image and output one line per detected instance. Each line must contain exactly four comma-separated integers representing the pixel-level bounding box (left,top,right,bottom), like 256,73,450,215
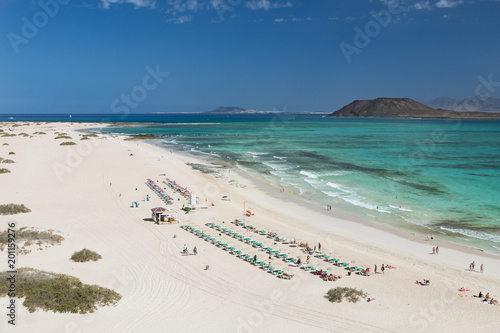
472,261,475,271
381,264,385,274
480,264,483,273
318,242,321,251
436,246,439,255
193,246,198,255
374,264,377,274
432,247,435,254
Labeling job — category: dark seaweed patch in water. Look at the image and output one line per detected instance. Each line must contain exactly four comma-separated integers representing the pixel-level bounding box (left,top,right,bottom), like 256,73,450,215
431,219,500,234
393,179,445,195
296,151,410,177
466,173,495,177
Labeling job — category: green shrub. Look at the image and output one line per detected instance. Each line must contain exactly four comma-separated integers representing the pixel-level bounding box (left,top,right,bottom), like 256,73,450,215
0,157,14,164
0,204,30,215
0,268,121,313
0,227,64,253
0,168,10,174
8,152,15,155
327,287,367,303
1,134,16,137
80,137,89,140
55,135,72,140
71,248,102,262
83,133,98,138
2,143,8,146
60,141,76,146
19,133,30,137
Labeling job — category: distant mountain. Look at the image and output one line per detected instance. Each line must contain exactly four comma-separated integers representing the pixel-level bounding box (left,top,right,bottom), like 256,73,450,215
329,98,500,119
423,96,500,112
205,106,249,114
422,96,458,110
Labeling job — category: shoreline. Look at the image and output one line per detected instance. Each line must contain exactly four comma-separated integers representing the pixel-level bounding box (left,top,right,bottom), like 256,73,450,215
148,137,500,261
1,121,499,332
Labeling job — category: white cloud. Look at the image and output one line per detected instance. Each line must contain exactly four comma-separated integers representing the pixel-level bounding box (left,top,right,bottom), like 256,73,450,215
166,15,193,23
436,0,463,8
414,1,431,10
245,0,292,11
274,18,285,22
166,0,205,14
101,0,156,9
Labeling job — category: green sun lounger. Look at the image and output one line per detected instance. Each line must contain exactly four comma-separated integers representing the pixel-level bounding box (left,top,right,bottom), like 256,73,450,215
232,250,242,255
240,254,250,258
263,247,273,252
278,254,288,258
271,250,280,254
304,266,316,271
285,258,297,262
273,270,284,275
339,262,349,267
256,261,266,266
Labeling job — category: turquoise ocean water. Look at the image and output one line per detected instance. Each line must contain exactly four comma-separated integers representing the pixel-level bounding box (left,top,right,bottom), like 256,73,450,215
4,113,500,253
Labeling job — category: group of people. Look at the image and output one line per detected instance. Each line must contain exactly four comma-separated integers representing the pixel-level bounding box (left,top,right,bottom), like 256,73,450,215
478,292,498,305
432,246,439,254
182,244,197,256
468,261,484,272
415,279,430,286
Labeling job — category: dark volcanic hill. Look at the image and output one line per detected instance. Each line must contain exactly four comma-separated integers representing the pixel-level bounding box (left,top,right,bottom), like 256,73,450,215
205,106,248,114
329,98,500,119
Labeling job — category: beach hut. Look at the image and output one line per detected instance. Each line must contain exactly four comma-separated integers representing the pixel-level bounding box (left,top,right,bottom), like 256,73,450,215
151,207,166,222
153,208,180,224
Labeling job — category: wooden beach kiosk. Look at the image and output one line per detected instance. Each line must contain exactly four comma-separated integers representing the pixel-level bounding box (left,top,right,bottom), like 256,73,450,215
151,207,180,225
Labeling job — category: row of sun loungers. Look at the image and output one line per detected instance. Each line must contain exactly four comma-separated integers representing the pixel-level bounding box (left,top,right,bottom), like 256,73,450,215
146,179,173,204
181,225,292,278
164,178,191,198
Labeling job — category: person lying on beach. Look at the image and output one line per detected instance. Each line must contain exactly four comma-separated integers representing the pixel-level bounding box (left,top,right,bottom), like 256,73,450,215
385,265,396,269
478,291,483,298
485,293,491,301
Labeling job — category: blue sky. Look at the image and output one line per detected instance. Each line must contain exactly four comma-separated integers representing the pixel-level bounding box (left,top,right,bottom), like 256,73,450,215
1,0,499,113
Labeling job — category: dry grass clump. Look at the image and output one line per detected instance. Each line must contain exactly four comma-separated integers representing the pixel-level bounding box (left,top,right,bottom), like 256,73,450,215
0,227,64,254
0,204,30,215
19,133,30,137
0,168,11,174
1,133,16,137
55,135,72,140
2,143,8,146
8,152,15,155
71,248,102,262
326,287,367,303
0,268,121,313
0,157,14,164
60,141,76,146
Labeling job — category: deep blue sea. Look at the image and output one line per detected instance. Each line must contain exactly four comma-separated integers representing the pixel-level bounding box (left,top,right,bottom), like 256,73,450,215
3,113,500,254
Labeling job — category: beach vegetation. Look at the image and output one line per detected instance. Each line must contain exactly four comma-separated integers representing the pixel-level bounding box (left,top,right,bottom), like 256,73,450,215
0,204,31,215
8,152,15,155
19,133,30,137
71,248,102,262
1,133,16,137
60,141,76,146
0,157,15,163
2,143,8,146
0,268,121,313
0,168,11,174
83,133,98,138
55,135,72,139
81,137,90,140
33,131,46,135
327,287,367,303
0,227,64,254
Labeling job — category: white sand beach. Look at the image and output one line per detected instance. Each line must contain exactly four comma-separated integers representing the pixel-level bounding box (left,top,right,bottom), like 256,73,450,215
1,122,499,333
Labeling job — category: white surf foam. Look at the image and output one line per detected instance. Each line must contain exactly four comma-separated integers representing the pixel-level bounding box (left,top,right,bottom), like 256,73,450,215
439,227,500,243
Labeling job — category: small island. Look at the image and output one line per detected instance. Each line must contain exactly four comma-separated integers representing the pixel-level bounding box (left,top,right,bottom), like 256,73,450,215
328,98,500,119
